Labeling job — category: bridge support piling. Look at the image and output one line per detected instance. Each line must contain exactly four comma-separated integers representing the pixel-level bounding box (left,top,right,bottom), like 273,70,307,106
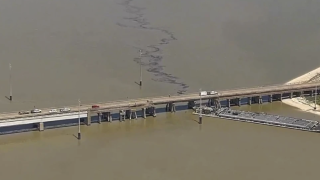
268,95,273,103
252,96,258,104
247,97,251,105
109,112,112,122
119,110,125,121
236,98,241,106
142,108,146,119
38,122,44,131
279,94,283,101
213,99,221,109
125,110,132,119
131,109,137,119
170,103,176,112
166,103,176,112
230,99,235,106
97,113,101,124
85,111,91,126
104,112,112,122
146,107,156,117
227,99,231,107
187,101,195,109
207,98,215,106
290,92,293,99
259,96,262,104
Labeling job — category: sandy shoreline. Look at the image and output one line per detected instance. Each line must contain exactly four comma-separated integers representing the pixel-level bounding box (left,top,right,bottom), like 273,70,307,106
282,67,320,116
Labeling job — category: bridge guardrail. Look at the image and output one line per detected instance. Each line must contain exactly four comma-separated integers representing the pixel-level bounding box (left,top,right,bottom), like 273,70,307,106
0,111,88,122
0,80,318,118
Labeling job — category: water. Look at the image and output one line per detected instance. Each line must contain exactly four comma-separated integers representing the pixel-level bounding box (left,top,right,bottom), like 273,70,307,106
0,0,320,179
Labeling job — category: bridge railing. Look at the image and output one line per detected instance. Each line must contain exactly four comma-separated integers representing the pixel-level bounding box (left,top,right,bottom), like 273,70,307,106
0,80,318,117
192,80,311,94
0,111,88,122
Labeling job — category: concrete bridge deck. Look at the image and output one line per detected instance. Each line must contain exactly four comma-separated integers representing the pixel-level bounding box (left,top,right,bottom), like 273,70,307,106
1,81,320,120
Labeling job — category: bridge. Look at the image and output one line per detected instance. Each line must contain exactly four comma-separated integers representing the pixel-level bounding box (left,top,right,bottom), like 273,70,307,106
0,81,319,131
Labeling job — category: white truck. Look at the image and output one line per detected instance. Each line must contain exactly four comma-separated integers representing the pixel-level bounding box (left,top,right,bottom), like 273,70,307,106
199,91,207,96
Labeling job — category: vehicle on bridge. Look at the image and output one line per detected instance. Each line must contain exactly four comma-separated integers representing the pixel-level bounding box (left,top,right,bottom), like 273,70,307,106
92,105,99,108
200,91,208,96
60,108,71,113
207,91,219,95
18,111,30,115
49,109,58,114
31,109,42,113
200,91,219,96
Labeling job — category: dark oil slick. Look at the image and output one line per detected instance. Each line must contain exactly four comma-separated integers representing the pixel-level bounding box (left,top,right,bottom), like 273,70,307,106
117,0,189,94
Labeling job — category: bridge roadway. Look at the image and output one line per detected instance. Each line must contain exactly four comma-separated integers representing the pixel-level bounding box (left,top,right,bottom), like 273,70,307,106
0,81,320,121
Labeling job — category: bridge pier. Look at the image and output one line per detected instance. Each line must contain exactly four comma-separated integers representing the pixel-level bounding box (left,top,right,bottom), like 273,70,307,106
85,111,91,126
187,101,195,109
207,98,215,106
166,103,176,112
97,113,101,124
227,99,231,107
252,96,258,104
125,110,131,119
247,97,251,105
132,109,137,119
213,99,221,109
146,106,156,117
268,95,273,103
126,109,137,119
142,108,146,119
119,110,126,121
290,92,293,99
236,98,241,106
103,112,112,122
230,99,236,106
38,122,44,131
300,91,304,97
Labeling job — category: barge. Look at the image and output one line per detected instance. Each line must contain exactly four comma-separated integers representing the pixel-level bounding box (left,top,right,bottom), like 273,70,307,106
193,107,320,132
